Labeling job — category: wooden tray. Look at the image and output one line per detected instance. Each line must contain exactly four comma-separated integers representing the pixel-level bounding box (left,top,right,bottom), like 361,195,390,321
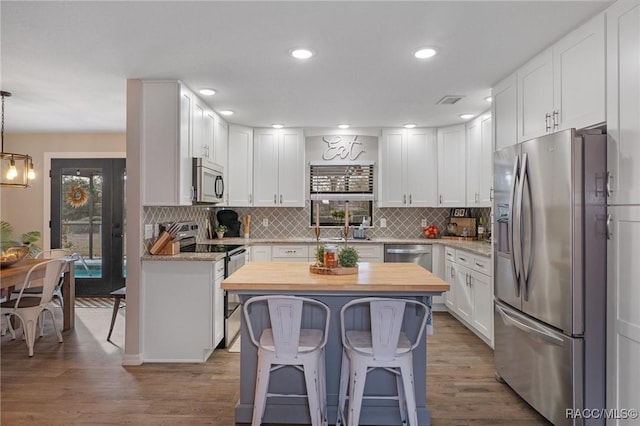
309,264,358,275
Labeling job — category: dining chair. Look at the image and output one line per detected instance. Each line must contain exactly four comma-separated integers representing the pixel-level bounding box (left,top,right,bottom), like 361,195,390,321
243,295,330,426
335,297,429,426
1,259,67,356
13,249,72,308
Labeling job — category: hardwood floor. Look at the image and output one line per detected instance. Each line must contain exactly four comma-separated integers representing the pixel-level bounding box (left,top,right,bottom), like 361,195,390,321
1,308,549,425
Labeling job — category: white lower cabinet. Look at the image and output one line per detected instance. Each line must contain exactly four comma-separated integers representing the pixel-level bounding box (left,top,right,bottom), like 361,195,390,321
272,245,310,262
141,260,224,362
250,245,272,262
353,244,383,263
443,247,493,346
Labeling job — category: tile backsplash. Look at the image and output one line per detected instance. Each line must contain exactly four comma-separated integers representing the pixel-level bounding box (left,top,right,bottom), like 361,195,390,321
143,204,491,241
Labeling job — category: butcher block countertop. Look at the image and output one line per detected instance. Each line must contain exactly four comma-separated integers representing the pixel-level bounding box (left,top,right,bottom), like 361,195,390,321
222,261,450,293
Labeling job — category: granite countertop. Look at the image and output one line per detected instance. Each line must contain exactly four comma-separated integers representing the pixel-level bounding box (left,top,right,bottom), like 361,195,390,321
142,236,492,261
204,236,494,257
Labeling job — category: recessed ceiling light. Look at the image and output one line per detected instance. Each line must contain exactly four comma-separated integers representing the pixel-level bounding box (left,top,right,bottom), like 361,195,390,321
272,124,284,129
459,113,475,120
484,96,493,102
404,124,417,129
414,48,437,59
219,110,234,116
338,124,350,129
290,48,314,59
199,88,216,96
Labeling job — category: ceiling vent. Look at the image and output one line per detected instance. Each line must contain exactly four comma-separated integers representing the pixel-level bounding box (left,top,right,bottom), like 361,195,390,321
436,95,464,105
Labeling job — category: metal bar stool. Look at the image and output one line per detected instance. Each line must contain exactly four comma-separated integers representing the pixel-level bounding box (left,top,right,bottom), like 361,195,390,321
107,287,126,341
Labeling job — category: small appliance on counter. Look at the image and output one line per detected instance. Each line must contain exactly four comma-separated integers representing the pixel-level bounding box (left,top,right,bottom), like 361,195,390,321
443,209,476,238
215,209,242,238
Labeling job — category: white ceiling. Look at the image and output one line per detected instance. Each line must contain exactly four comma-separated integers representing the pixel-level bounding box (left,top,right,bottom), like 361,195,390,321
1,1,612,133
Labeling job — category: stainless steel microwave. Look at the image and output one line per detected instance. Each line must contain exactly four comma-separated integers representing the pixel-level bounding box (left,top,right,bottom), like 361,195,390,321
192,158,224,204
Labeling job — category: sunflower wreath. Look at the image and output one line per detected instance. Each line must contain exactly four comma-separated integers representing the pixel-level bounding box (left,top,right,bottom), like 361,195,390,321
66,185,89,208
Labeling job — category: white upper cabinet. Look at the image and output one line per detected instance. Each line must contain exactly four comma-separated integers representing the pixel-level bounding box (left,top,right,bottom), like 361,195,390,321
466,112,493,207
437,124,466,207
607,0,640,205
517,13,605,142
227,125,254,207
518,48,554,142
214,115,228,169
492,73,518,151
140,80,193,206
379,128,437,207
253,128,305,207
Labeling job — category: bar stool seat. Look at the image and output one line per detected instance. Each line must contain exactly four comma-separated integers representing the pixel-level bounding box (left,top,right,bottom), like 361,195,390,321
107,287,126,341
243,295,330,426
336,297,429,426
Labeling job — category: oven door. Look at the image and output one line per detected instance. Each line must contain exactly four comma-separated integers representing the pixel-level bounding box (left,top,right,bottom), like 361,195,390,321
223,249,246,347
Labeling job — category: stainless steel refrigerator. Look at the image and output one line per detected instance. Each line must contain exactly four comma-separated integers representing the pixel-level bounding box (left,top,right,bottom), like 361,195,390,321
493,128,607,426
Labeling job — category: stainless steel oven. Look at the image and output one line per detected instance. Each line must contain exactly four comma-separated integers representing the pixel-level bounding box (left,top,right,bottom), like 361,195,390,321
180,242,246,348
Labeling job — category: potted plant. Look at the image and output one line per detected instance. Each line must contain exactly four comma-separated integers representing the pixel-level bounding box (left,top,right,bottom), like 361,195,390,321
1,221,41,257
338,246,359,268
215,225,228,239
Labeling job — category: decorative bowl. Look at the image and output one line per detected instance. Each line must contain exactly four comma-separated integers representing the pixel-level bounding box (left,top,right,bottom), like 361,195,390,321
0,246,29,268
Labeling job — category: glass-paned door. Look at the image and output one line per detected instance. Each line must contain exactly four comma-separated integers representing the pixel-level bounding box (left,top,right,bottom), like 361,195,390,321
51,158,126,296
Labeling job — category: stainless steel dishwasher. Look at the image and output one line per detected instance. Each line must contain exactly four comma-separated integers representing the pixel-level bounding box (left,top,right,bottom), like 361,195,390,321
384,244,433,271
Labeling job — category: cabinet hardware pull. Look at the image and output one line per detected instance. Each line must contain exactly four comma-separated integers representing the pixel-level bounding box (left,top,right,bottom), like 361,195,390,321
490,187,494,201
439,195,443,205
274,194,277,204
403,194,406,204
545,113,551,132
450,266,455,277
249,194,252,203
459,257,466,262
606,214,612,240
475,262,483,267
475,193,479,203
552,110,559,130
409,194,412,204
606,171,613,197
280,194,283,204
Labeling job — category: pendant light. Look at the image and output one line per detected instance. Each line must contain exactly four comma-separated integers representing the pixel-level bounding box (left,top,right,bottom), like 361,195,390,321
1,91,34,188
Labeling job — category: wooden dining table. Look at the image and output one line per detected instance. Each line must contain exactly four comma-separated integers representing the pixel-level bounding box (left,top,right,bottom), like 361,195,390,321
1,258,76,331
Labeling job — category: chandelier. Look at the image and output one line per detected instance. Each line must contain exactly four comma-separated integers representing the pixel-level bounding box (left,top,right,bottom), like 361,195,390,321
1,91,35,188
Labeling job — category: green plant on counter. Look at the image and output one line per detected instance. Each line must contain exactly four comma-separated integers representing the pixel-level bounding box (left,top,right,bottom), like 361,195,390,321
215,225,228,233
315,244,325,266
338,246,359,268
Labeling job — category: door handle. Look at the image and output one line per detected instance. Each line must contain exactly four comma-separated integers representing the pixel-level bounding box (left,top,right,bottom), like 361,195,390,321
496,304,564,346
520,152,532,300
509,154,521,298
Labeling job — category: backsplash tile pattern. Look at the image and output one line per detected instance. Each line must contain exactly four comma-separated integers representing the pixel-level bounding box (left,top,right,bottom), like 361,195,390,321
143,204,491,242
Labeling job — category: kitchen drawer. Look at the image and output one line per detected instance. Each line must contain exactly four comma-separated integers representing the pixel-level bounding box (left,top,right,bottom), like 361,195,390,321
455,250,473,268
472,254,492,276
354,244,383,262
445,247,456,262
272,245,310,259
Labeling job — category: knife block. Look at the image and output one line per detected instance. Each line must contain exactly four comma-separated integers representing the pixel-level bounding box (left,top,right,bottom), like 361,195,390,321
149,231,174,255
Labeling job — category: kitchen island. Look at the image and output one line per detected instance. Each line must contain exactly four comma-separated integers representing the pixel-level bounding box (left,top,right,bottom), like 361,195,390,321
222,261,449,425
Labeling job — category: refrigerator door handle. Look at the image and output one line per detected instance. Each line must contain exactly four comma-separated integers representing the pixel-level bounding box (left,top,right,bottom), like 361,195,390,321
520,152,533,301
510,155,522,297
496,303,564,346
